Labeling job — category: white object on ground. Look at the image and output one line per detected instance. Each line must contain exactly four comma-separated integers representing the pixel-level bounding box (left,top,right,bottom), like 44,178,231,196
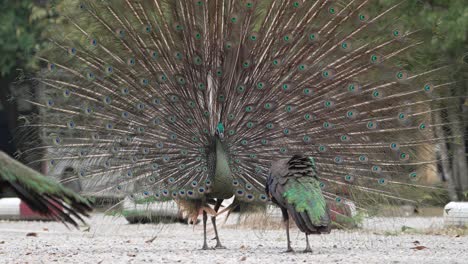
0,197,55,220
0,198,21,216
444,202,468,227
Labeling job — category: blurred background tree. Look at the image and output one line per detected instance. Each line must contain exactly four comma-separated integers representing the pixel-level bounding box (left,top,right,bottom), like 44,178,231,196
0,0,52,156
377,0,468,200
0,0,466,199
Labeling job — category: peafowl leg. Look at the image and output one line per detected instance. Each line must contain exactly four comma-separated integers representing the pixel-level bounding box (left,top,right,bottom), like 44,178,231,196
211,199,226,249
202,211,210,250
304,234,312,253
281,207,294,252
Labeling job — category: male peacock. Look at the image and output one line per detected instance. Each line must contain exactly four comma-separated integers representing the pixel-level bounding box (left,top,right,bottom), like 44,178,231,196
0,151,92,227
24,0,463,250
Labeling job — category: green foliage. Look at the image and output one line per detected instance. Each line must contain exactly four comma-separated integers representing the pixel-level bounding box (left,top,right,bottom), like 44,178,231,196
410,1,465,54
0,1,51,76
383,225,468,236
379,0,467,52
332,211,365,230
378,0,467,71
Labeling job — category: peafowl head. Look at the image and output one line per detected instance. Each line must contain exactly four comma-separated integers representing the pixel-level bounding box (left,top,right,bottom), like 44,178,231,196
308,157,316,167
216,122,225,140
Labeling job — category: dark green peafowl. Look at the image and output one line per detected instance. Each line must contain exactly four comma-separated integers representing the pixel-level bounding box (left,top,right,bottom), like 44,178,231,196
0,151,92,227
267,155,331,252
23,0,464,250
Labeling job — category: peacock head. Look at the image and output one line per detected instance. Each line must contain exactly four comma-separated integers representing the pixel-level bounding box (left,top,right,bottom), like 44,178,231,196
216,122,225,140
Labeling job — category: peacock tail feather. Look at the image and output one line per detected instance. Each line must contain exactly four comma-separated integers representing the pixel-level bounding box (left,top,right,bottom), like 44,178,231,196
22,0,463,213
0,151,92,227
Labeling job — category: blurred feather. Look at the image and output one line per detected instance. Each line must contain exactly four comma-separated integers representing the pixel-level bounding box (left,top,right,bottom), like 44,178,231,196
0,151,92,227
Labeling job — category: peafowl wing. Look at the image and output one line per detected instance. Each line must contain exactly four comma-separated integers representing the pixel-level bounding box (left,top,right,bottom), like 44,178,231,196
0,151,92,227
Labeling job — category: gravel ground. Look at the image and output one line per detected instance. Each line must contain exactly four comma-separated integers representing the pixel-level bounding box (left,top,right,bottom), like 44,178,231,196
0,213,466,264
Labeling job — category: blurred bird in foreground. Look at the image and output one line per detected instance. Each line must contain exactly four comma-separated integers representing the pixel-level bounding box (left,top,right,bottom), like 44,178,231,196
0,151,92,227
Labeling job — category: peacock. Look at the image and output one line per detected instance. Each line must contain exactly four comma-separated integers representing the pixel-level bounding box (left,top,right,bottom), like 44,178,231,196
267,155,331,252
22,0,464,250
0,151,92,227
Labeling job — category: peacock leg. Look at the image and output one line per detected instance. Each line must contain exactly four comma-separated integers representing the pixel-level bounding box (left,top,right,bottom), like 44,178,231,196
202,210,210,250
281,207,294,252
211,199,226,249
303,234,312,253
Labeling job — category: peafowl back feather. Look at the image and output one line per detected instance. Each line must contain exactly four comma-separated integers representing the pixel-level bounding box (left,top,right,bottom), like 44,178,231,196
23,0,463,230
268,155,331,232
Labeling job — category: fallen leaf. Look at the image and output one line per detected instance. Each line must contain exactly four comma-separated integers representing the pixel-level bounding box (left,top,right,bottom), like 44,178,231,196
0,241,4,244
412,240,420,245
43,228,49,231
26,233,37,237
240,256,247,261
127,253,136,257
411,246,428,251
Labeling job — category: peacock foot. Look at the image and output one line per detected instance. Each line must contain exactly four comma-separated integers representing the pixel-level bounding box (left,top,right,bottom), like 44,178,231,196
213,244,227,249
303,248,313,253
201,244,214,250
284,248,295,253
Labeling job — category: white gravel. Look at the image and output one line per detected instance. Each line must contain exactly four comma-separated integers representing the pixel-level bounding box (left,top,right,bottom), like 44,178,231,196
0,213,466,264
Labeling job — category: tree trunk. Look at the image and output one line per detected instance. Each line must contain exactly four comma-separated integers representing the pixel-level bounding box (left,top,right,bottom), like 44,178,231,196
0,73,19,155
448,104,468,200
434,112,458,201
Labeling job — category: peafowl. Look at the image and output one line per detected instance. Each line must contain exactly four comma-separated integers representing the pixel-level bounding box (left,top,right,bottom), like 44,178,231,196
0,151,92,227
267,155,331,252
23,0,464,250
